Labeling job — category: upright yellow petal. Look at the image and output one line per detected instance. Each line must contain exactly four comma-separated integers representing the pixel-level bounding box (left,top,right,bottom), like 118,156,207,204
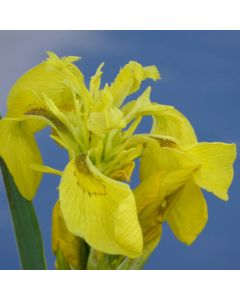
110,61,160,107
185,142,236,200
87,107,126,135
89,63,104,98
166,180,208,245
59,153,143,258
122,87,152,122
0,119,42,200
121,87,173,124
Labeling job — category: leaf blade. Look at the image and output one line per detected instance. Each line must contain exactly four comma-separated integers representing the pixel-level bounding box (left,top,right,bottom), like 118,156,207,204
0,158,47,270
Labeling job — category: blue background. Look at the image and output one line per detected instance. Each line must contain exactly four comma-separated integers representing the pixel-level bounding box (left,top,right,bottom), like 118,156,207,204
0,31,239,269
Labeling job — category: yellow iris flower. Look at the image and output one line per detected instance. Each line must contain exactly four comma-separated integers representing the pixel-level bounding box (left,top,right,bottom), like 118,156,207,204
0,52,236,266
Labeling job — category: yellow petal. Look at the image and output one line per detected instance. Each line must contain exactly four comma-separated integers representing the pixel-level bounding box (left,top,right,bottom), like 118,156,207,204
59,153,143,258
151,106,197,147
122,90,196,148
165,167,198,196
134,172,165,254
110,61,160,107
139,139,197,181
89,63,104,98
185,142,237,200
30,163,62,176
52,201,87,270
138,202,163,255
134,171,167,214
134,168,192,254
122,87,152,122
0,119,42,200
110,161,135,182
124,133,178,150
135,167,197,215
166,180,208,245
24,96,79,154
6,52,82,132
121,87,173,124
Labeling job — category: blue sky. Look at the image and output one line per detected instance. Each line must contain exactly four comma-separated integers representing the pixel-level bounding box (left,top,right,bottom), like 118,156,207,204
0,31,239,269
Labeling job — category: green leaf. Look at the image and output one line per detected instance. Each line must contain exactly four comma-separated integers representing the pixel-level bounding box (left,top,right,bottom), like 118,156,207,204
0,158,47,270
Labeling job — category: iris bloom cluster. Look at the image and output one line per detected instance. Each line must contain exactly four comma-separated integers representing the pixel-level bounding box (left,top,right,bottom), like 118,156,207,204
0,52,236,269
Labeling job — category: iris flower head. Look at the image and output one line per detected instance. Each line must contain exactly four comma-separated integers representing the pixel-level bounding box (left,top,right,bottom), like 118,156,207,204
0,52,236,268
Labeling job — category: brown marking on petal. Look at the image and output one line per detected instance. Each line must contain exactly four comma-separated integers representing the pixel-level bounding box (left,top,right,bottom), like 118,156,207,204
75,154,90,175
74,154,106,196
157,138,177,148
25,107,68,132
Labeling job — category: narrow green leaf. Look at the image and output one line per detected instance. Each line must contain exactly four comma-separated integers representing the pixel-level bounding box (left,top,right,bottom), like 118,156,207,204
0,158,47,270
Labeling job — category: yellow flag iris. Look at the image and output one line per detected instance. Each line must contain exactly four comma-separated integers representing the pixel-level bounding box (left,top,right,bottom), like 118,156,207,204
0,52,236,264
0,52,83,200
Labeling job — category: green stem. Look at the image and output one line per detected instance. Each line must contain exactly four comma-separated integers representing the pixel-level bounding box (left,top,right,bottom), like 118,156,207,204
0,158,47,270
87,248,112,270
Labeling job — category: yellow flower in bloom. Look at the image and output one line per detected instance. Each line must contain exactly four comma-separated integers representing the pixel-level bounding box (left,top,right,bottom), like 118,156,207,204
0,52,236,263
0,52,83,200
7,52,162,258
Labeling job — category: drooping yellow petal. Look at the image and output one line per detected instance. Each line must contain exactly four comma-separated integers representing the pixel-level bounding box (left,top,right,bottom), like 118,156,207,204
134,171,167,214
134,171,165,254
52,201,88,270
166,180,208,245
59,153,143,258
110,61,160,107
185,142,237,200
151,106,198,147
138,202,163,256
135,167,197,216
0,119,42,200
6,52,82,132
165,167,199,196
134,167,195,254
